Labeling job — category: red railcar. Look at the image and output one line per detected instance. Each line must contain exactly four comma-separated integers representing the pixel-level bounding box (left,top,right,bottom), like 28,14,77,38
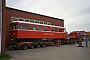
69,32,79,44
8,17,66,49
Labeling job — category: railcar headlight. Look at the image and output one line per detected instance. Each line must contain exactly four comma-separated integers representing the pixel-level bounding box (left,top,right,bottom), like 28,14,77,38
14,33,15,35
9,34,11,35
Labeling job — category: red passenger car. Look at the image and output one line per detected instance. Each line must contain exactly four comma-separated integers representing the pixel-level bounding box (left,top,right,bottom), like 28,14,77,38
8,17,66,49
69,32,79,44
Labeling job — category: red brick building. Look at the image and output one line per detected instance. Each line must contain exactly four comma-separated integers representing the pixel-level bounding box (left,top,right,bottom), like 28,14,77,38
1,0,64,54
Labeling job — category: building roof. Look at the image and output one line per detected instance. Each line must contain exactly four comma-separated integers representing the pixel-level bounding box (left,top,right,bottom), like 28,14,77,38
6,7,64,21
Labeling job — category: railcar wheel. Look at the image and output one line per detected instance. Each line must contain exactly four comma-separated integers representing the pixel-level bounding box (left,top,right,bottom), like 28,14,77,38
36,44,40,48
22,44,27,50
30,44,34,49
42,44,45,48
14,47,18,50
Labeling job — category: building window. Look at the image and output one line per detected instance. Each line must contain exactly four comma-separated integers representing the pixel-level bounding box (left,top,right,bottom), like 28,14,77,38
38,26,42,31
31,25,36,30
51,28,54,31
18,24,25,29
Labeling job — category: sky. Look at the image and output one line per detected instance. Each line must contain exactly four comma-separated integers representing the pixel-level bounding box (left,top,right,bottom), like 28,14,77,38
6,0,90,33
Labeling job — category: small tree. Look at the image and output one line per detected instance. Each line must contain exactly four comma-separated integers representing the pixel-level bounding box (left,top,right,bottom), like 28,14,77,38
88,36,90,44
88,36,90,41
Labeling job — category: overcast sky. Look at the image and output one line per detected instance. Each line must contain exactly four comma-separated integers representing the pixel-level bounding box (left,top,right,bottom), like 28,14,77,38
6,0,90,33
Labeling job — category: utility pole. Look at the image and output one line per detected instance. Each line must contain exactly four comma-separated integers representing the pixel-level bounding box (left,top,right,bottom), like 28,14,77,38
0,0,2,54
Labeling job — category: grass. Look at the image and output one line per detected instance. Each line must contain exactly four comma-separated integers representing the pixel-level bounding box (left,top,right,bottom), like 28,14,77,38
0,54,12,60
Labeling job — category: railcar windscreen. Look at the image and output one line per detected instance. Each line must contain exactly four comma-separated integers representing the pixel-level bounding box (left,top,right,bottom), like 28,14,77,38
9,23,18,30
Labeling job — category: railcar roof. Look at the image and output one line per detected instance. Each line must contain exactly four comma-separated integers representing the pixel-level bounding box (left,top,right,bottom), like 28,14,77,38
11,21,65,29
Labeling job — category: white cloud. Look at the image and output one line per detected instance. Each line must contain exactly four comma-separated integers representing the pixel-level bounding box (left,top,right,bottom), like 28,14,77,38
6,0,90,33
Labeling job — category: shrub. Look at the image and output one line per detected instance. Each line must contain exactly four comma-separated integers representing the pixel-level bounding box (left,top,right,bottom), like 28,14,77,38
88,36,90,41
0,54,12,60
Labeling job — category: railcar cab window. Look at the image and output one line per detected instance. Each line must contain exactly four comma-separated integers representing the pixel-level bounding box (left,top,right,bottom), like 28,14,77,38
18,24,25,29
9,23,17,30
64,29,66,32
31,25,36,30
38,26,42,31
51,28,54,32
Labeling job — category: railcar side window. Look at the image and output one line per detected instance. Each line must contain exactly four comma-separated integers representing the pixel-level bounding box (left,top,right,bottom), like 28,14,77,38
40,21,43,24
38,26,42,31
56,28,58,32
18,24,25,29
35,21,39,23
44,27,48,31
25,19,29,22
19,19,24,21
30,20,34,23
48,23,51,25
44,22,47,25
31,25,36,30
51,28,54,31
59,29,62,32
25,24,30,30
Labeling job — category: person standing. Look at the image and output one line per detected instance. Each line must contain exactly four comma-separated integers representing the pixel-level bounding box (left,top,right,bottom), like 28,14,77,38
78,36,83,46
57,39,61,47
84,37,88,47
77,36,84,47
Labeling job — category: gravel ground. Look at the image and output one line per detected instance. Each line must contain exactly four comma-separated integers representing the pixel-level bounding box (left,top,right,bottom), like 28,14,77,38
6,43,90,60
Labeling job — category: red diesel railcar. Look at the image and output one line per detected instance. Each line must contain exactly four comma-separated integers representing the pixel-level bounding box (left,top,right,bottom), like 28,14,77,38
8,17,67,49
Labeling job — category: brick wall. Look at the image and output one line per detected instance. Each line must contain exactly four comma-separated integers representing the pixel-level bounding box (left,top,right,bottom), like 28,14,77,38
6,7,64,27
